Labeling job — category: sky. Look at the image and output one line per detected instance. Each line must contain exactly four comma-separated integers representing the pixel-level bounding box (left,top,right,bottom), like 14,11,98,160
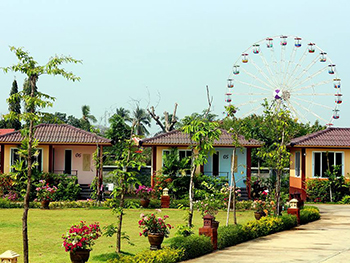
0,0,349,135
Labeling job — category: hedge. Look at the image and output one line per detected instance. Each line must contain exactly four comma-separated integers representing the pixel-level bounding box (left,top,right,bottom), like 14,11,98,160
300,206,320,224
169,235,213,261
107,247,184,263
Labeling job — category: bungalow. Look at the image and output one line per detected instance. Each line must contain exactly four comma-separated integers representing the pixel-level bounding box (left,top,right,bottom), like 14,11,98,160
139,129,263,198
0,124,112,185
289,127,350,200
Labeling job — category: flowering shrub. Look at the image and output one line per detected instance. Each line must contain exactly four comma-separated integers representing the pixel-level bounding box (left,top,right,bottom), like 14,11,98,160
221,183,242,206
138,209,172,237
251,195,276,216
35,180,57,201
194,195,222,216
136,185,153,200
62,221,101,252
3,191,18,201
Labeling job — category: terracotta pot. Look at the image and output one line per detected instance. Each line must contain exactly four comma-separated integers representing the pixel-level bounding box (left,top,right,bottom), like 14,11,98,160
41,200,50,209
254,211,266,220
148,233,164,250
140,198,150,208
70,249,90,263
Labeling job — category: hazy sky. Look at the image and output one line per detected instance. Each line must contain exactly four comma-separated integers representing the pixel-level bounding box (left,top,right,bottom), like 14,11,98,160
0,0,349,134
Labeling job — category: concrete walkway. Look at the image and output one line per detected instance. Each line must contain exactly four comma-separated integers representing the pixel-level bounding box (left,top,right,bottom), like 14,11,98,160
187,205,350,263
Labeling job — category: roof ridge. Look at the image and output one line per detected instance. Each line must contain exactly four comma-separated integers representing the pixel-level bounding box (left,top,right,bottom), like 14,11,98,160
141,129,180,143
290,128,328,145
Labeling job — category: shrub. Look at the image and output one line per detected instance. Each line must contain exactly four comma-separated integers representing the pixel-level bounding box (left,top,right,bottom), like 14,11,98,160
107,247,184,263
217,224,247,249
242,216,284,239
170,235,213,260
300,206,320,224
236,200,253,210
280,214,298,230
306,179,329,202
340,195,350,204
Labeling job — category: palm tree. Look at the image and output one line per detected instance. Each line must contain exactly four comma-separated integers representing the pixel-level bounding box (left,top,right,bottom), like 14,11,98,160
81,105,97,131
132,105,151,136
116,107,132,123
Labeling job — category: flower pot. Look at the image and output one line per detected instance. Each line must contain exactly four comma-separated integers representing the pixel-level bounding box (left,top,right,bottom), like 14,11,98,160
41,200,50,209
254,211,266,220
70,249,90,263
140,198,150,208
148,233,164,250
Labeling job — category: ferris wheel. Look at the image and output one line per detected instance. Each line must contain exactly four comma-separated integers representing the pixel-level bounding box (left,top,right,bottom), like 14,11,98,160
225,35,342,125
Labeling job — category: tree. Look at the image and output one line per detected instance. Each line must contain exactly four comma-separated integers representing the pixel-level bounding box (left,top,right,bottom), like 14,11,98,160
115,107,132,123
8,79,21,130
105,113,132,161
182,120,221,227
80,105,97,131
67,115,82,128
257,101,296,215
2,46,81,263
147,103,178,133
132,105,151,136
224,105,244,225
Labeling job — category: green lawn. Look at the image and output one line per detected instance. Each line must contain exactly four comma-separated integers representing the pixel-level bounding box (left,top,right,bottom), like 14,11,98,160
0,207,254,262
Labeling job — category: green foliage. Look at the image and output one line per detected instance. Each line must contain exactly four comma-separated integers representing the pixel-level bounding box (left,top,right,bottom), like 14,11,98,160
175,224,194,237
105,113,131,161
107,247,184,263
217,214,297,249
242,216,284,238
306,179,329,202
300,206,320,224
132,105,151,136
217,224,247,249
340,195,350,204
8,79,21,130
170,235,213,260
161,148,190,177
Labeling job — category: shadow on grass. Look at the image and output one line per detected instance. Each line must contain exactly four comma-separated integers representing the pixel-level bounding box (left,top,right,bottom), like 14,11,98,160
92,251,134,262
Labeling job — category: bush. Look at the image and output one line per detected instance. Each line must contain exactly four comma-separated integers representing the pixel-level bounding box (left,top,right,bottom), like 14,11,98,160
236,200,253,210
340,195,350,204
300,206,320,224
217,224,247,249
0,199,22,208
242,216,284,238
40,173,80,201
280,214,298,230
107,247,184,263
170,235,213,260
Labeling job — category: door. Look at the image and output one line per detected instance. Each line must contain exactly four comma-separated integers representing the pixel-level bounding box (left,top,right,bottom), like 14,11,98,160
64,150,72,174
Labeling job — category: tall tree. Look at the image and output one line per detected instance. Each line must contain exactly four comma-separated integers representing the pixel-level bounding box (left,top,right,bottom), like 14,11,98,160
115,107,132,123
147,103,178,133
8,79,21,130
80,105,97,131
132,105,151,136
2,46,81,263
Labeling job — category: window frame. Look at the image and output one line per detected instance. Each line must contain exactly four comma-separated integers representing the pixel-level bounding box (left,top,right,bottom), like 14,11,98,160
295,151,301,177
312,151,344,178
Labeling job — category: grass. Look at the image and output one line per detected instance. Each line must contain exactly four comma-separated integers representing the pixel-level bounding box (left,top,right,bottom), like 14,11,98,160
0,207,254,262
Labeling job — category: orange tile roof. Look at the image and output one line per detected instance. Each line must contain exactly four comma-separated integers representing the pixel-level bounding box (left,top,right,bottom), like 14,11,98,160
0,129,15,135
140,129,263,147
290,127,350,147
0,124,111,145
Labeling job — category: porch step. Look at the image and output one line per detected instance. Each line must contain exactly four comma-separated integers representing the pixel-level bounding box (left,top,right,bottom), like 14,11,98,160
239,187,249,201
79,184,93,200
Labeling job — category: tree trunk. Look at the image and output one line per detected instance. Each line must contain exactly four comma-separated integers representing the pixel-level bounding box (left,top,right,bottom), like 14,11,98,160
275,169,281,215
116,170,126,253
226,149,237,225
188,155,196,228
23,76,36,263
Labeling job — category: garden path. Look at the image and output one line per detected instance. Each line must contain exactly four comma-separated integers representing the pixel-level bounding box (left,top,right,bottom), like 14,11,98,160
186,204,350,263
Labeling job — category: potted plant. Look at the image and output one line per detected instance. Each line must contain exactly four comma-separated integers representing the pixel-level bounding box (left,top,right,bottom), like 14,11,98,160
138,209,172,250
62,221,101,263
35,179,57,209
136,185,153,208
251,192,276,220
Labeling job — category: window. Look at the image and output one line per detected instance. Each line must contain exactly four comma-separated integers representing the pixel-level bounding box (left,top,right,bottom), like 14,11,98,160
10,148,43,172
313,151,343,177
178,150,191,161
295,152,301,177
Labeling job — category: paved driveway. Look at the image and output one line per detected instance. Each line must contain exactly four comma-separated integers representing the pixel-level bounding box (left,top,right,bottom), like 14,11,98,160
187,205,350,263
